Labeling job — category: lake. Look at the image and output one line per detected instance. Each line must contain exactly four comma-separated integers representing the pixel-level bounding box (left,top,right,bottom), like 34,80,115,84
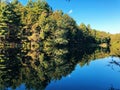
46,57,120,90
0,47,120,90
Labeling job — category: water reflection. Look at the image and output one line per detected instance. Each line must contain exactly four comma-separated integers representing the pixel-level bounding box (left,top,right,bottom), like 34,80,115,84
108,85,120,90
107,57,120,72
0,44,120,90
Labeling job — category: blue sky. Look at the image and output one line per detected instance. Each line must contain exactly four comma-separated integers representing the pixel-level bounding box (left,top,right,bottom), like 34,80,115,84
19,0,120,34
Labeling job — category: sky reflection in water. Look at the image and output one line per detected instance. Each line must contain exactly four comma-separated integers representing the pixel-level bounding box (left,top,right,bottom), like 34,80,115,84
46,57,120,90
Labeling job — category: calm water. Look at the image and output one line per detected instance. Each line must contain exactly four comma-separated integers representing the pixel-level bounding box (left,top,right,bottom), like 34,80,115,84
5,57,120,90
46,57,120,90
0,47,120,90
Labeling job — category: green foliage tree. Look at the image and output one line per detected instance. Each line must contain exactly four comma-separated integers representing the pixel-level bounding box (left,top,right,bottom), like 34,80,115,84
0,1,21,42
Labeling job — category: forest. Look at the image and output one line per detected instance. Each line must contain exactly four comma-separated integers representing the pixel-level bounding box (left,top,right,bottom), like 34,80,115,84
0,0,115,48
0,0,120,66
0,0,120,90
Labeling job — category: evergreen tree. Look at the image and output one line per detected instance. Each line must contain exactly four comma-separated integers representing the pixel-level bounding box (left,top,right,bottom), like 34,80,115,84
0,1,21,42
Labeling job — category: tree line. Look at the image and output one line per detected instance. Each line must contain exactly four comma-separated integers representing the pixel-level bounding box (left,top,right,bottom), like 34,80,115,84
0,0,114,50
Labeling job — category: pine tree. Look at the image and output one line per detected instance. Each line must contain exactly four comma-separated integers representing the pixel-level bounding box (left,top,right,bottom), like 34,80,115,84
0,2,21,42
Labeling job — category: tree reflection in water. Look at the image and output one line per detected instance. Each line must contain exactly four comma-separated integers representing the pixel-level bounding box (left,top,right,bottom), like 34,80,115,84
107,56,120,72
108,85,120,90
0,44,120,90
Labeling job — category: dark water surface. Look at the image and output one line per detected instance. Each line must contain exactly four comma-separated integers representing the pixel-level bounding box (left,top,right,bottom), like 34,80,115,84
0,46,120,90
